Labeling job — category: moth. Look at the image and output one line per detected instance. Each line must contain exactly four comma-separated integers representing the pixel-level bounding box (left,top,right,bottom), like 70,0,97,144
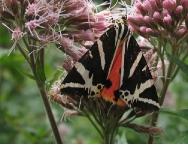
60,21,160,112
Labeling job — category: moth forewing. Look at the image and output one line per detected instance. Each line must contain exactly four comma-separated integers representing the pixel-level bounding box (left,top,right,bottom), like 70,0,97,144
61,21,160,113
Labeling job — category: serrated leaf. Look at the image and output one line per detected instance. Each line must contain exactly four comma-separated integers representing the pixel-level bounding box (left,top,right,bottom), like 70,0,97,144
160,108,188,121
166,53,188,73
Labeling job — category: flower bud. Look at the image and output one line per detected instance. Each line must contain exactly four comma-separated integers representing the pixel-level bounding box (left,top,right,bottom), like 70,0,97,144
163,0,176,12
143,0,153,14
163,14,172,25
25,3,38,16
180,0,188,9
146,28,153,34
135,2,147,15
11,27,24,40
46,12,59,26
144,16,152,24
140,26,147,34
153,11,161,22
175,5,183,14
25,19,41,35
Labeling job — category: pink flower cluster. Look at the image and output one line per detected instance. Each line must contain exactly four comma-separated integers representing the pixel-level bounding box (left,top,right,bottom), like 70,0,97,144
24,0,111,42
61,0,111,40
1,0,112,69
128,0,188,38
24,0,111,61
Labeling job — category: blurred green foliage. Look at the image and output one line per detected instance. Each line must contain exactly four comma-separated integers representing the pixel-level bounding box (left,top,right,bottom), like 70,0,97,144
1,15,188,144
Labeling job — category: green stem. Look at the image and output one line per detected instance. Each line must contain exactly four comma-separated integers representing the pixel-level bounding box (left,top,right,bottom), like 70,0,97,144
109,124,118,143
103,127,111,144
148,43,177,143
83,110,104,140
147,82,170,143
35,80,63,143
30,57,62,143
103,116,119,143
19,41,62,143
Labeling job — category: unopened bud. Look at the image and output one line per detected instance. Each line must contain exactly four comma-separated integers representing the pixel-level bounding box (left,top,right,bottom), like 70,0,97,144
163,0,176,12
163,14,172,25
180,0,188,9
175,5,183,14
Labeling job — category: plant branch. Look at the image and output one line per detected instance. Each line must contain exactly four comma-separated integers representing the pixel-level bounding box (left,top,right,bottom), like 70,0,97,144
83,109,104,139
123,123,163,136
20,39,63,143
17,43,30,64
148,42,178,143
34,79,63,143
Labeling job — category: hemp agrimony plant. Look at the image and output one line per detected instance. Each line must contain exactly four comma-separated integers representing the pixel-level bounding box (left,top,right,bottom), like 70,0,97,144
128,0,188,143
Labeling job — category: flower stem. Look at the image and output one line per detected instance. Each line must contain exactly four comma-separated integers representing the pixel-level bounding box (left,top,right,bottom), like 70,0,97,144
148,52,176,144
35,80,63,143
103,127,113,144
83,110,104,139
102,118,118,143
30,53,63,143
17,42,63,143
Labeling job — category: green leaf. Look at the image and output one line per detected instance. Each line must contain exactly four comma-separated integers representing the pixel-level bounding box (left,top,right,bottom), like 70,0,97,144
35,53,46,82
0,24,11,48
36,63,46,82
160,108,188,121
166,53,188,73
46,69,63,90
0,52,26,82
